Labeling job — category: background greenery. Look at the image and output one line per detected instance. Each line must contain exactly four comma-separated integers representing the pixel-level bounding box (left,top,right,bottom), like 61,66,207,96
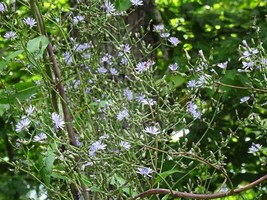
0,0,266,199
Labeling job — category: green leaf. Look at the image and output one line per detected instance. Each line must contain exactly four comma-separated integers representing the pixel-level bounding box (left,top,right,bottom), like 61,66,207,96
110,174,138,196
40,149,56,186
153,169,182,186
0,104,10,116
26,35,49,58
5,50,24,61
168,75,185,91
51,171,68,180
0,61,7,72
115,0,132,11
0,82,38,104
81,175,91,187
90,186,102,193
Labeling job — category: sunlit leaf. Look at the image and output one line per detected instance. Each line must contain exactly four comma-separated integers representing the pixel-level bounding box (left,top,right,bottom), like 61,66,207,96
40,150,56,186
5,50,24,61
26,35,49,58
115,0,132,11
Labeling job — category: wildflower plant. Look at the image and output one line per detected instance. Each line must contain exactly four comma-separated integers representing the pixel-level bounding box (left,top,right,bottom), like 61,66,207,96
0,0,266,199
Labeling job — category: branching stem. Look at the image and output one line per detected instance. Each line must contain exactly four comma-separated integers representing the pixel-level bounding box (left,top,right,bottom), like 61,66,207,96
132,174,267,199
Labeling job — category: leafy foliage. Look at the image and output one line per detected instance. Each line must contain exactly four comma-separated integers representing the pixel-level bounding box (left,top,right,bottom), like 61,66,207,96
0,0,266,199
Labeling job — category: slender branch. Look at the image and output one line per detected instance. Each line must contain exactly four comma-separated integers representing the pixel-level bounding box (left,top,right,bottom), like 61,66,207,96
131,174,267,199
46,43,78,146
174,151,233,189
29,0,58,112
143,145,233,189
30,0,76,146
215,81,267,93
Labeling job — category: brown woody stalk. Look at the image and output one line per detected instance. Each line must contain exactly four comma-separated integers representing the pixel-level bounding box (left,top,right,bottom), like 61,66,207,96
29,0,89,199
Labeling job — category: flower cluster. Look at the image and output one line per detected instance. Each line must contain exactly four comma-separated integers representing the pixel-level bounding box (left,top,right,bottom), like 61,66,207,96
238,40,260,72
187,101,201,119
136,60,155,73
153,24,180,46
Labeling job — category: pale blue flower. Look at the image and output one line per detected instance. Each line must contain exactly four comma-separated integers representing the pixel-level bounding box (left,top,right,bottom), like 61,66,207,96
89,141,107,156
240,96,250,104
23,17,37,28
4,31,16,40
0,3,6,13
136,94,145,103
242,60,254,71
137,167,153,177
51,112,65,130
74,42,91,52
104,1,115,14
251,48,259,55
145,126,160,135
220,187,228,193
120,44,131,54
187,80,197,88
117,109,129,121
136,62,146,72
168,37,180,46
153,24,164,32
124,88,133,101
120,141,131,150
242,51,251,58
109,68,118,75
16,117,31,132
99,134,109,141
26,105,35,116
63,51,72,65
248,143,262,154
197,75,206,87
82,53,90,59
73,15,84,25
33,132,47,142
136,61,154,72
187,102,201,119
130,0,144,6
261,58,267,65
98,67,107,74
217,61,228,69
168,63,178,71
142,98,156,106
101,53,112,64
160,32,170,38
120,56,128,65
